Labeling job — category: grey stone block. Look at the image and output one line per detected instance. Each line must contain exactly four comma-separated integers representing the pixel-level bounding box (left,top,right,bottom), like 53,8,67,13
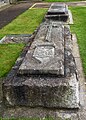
45,3,69,22
0,34,32,44
18,22,64,76
3,75,79,108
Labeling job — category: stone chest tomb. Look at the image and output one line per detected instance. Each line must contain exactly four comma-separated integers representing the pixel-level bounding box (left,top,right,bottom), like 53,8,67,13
3,4,79,109
45,3,69,22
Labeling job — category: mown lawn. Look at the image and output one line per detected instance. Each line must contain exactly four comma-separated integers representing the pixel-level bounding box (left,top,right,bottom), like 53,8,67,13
70,6,86,77
43,0,85,2
0,117,71,120
0,8,47,39
0,8,47,78
0,44,25,77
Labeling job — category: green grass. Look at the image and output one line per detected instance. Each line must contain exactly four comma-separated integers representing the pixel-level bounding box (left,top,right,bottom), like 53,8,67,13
0,8,47,39
0,117,54,120
43,0,85,2
0,8,47,78
0,116,72,120
0,44,25,77
70,6,86,77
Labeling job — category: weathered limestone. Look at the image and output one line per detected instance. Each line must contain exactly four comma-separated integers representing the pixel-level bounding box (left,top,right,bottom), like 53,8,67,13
0,34,32,44
3,21,79,108
18,22,64,76
45,3,69,22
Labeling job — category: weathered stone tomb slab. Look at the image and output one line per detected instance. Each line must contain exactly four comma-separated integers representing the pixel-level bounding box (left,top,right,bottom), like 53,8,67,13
0,34,32,44
48,3,67,14
18,22,64,76
45,3,69,22
3,22,79,109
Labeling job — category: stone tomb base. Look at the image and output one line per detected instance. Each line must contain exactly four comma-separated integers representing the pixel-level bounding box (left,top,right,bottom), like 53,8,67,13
3,21,79,109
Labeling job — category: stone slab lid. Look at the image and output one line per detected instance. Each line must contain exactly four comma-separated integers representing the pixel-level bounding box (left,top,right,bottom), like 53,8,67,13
18,22,64,76
48,3,68,14
45,3,69,22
